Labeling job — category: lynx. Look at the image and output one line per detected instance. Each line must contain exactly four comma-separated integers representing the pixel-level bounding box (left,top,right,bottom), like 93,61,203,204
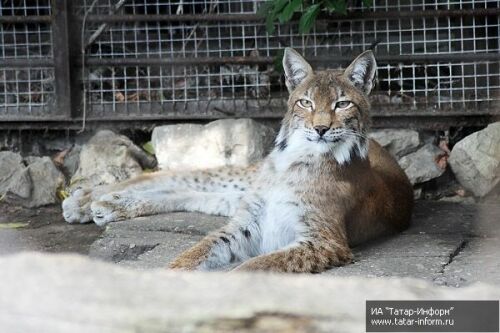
63,48,413,273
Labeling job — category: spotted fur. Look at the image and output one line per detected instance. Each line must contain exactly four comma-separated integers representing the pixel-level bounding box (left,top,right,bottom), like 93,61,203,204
63,49,413,273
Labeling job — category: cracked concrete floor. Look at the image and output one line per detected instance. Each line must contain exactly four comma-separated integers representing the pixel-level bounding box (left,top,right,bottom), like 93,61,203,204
0,201,498,287
87,201,500,287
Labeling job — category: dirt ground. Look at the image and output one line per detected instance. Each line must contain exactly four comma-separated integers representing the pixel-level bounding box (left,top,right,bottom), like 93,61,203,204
0,203,102,255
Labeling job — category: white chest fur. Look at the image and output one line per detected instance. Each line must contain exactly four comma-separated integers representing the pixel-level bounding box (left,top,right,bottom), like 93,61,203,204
259,185,304,254
255,162,309,254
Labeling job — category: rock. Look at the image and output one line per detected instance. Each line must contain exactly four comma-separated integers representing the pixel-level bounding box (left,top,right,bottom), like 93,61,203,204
439,195,476,204
70,130,156,191
0,151,27,198
0,253,498,333
449,122,500,197
62,145,82,179
24,156,65,208
152,119,275,171
398,143,447,184
0,152,64,207
369,129,420,158
5,168,32,202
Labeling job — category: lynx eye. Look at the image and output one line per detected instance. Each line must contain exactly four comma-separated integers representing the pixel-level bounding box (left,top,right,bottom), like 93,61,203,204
298,99,313,109
335,101,352,109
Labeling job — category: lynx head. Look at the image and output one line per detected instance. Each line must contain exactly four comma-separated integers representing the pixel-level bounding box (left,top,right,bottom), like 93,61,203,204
276,48,377,165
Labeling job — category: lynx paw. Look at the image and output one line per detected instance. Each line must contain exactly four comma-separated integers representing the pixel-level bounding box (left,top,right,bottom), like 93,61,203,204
62,189,93,224
90,192,136,226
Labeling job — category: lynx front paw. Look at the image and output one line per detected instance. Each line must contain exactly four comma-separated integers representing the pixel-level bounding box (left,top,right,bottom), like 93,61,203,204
62,189,93,224
90,193,130,226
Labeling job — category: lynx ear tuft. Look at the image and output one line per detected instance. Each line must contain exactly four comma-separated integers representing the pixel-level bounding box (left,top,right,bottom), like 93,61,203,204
344,50,377,95
282,48,313,92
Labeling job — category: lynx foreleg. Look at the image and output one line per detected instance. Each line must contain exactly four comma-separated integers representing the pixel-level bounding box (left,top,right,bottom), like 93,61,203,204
63,166,255,224
90,190,244,226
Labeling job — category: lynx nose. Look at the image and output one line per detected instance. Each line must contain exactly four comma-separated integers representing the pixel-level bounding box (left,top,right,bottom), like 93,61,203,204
314,126,329,137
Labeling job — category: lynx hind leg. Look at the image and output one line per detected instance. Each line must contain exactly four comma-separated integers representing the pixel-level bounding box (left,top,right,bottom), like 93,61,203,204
170,201,263,271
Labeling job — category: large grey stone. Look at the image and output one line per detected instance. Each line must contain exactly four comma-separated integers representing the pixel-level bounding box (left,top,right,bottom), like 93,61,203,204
0,153,64,207
0,151,30,200
0,253,498,333
152,118,275,171
449,122,500,197
369,129,420,158
24,156,65,208
399,143,447,184
70,130,156,191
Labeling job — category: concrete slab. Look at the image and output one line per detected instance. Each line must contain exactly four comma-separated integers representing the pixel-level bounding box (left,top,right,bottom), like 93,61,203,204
87,201,500,287
441,237,500,287
325,256,447,281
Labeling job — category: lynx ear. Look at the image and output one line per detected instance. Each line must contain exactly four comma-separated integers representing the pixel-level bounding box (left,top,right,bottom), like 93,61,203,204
344,50,377,95
283,48,313,92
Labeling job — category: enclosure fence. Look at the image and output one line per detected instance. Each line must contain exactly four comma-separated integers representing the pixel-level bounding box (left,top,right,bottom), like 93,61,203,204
0,0,499,129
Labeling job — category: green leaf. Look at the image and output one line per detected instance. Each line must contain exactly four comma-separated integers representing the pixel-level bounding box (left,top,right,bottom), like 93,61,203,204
362,0,373,8
266,14,276,34
324,0,347,15
0,222,29,229
299,4,320,34
278,0,302,24
271,0,289,16
142,141,155,156
260,0,288,33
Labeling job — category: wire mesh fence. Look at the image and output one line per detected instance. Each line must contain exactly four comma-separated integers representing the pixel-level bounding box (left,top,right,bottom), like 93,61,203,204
0,0,499,127
0,0,56,117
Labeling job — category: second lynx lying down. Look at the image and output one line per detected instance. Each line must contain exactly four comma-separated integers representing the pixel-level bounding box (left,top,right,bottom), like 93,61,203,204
63,48,413,273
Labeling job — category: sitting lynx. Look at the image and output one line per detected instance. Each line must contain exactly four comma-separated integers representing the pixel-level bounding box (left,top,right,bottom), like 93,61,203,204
63,48,413,272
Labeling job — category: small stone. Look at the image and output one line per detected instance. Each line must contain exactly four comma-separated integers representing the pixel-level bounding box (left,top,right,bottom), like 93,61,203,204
398,143,447,184
439,195,475,204
369,129,420,158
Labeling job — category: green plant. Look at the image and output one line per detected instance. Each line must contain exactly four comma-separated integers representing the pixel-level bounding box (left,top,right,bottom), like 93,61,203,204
259,0,373,34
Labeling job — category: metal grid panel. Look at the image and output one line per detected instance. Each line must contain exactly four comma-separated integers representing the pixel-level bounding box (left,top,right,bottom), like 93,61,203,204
77,0,260,15
352,0,493,10
0,0,52,15
80,0,499,117
0,0,55,116
82,12,499,58
0,67,55,110
377,61,499,110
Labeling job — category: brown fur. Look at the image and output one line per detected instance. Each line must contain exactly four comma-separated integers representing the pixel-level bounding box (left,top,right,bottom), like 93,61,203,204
170,51,413,273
